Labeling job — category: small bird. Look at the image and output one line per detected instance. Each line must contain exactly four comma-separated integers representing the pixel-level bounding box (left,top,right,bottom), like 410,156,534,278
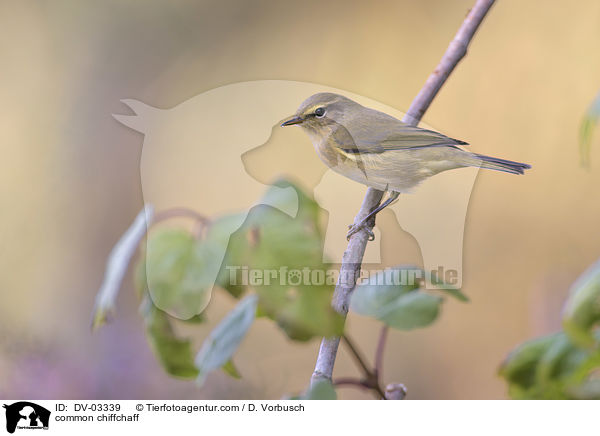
281,92,531,240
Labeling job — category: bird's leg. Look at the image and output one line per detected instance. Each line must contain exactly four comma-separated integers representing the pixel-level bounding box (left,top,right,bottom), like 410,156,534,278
346,191,400,241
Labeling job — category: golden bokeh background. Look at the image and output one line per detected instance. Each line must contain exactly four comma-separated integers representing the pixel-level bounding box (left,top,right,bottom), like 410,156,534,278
1,0,600,399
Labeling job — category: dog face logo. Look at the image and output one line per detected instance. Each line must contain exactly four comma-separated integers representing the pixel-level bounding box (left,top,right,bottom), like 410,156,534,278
114,81,476,319
3,402,50,433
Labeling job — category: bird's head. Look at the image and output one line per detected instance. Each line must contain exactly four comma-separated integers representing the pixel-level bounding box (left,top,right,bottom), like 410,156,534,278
280,92,361,132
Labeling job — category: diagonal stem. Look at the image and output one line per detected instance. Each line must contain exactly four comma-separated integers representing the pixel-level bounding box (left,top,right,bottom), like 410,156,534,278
341,335,386,399
341,334,373,378
311,0,497,387
333,377,370,389
374,325,389,379
334,377,384,400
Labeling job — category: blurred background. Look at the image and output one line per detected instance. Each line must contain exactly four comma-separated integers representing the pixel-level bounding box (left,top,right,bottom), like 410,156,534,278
1,0,600,400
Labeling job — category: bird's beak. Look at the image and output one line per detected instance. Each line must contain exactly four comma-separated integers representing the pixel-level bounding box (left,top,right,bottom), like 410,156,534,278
280,115,304,127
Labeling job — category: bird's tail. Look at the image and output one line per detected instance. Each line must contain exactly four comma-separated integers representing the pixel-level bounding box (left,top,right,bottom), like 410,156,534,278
466,152,531,175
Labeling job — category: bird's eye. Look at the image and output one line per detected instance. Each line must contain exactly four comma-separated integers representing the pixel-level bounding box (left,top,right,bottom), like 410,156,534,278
314,107,326,117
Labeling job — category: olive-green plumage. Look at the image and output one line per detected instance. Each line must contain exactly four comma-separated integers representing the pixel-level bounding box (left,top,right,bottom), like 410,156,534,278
281,92,530,193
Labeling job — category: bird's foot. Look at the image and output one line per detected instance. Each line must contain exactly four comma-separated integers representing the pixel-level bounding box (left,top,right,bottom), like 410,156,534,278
347,223,375,241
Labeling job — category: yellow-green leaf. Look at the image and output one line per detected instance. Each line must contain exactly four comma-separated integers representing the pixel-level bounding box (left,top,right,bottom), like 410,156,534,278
195,295,257,386
140,296,199,379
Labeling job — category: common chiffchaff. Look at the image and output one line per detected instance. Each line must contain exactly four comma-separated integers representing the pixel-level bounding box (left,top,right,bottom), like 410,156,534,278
281,93,530,239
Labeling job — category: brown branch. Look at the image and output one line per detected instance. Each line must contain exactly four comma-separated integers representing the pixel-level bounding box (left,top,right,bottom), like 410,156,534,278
341,335,386,399
374,325,389,379
333,377,370,389
403,0,496,125
341,335,373,378
334,378,385,399
311,0,497,386
384,383,407,400
154,207,210,225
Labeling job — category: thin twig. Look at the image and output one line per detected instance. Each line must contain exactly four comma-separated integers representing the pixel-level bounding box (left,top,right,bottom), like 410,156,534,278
311,0,497,386
155,207,211,238
374,325,389,379
311,192,384,381
154,207,211,225
334,378,384,399
341,335,386,398
384,383,408,400
341,335,373,378
403,0,496,125
333,378,370,389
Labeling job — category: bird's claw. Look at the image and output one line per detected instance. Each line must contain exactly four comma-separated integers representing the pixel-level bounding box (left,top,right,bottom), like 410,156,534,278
347,223,375,241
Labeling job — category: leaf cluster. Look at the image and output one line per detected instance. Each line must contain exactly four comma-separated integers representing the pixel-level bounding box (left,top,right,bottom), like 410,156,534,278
499,260,600,399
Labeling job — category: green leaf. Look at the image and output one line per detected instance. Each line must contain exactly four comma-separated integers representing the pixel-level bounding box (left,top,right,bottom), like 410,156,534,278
217,182,343,341
195,295,258,386
144,228,225,320
92,206,153,330
430,283,469,302
438,287,469,302
535,333,576,385
427,267,469,302
532,333,596,394
134,253,148,299
500,259,600,399
351,267,420,317
222,360,241,379
258,178,300,218
351,267,444,330
568,342,600,384
499,333,560,391
580,117,596,167
569,379,600,400
140,295,199,379
579,91,600,167
182,313,206,324
211,213,253,299
379,292,442,330
265,283,344,341
499,332,600,399
562,259,600,348
303,380,337,400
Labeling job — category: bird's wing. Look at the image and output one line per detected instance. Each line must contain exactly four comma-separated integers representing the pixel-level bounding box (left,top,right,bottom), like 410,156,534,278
378,125,468,150
337,120,468,154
